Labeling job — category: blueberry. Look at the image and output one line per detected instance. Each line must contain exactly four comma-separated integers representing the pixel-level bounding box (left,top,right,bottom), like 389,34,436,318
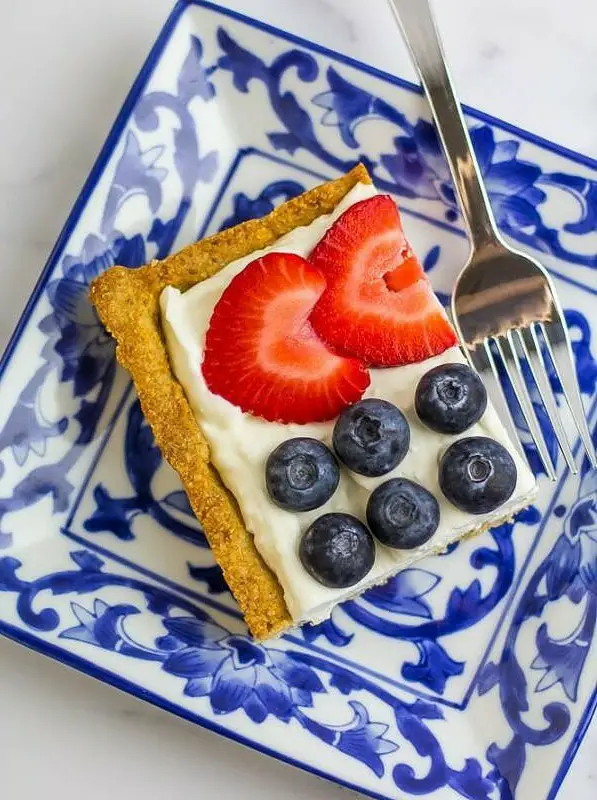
367,478,439,549
439,436,517,514
333,398,410,477
266,438,339,512
299,513,375,588
415,363,487,434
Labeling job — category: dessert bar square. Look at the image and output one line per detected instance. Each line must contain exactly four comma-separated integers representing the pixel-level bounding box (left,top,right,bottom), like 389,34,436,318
90,165,536,639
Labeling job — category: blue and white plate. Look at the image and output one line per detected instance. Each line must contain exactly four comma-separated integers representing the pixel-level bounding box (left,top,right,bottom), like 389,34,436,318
1,2,595,797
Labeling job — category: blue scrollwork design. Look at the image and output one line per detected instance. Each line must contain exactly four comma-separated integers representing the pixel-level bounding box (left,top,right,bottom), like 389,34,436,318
83,400,226,593
137,35,218,259
215,28,597,267
85,400,205,548
0,547,506,795
0,35,218,547
478,463,597,795
0,230,139,548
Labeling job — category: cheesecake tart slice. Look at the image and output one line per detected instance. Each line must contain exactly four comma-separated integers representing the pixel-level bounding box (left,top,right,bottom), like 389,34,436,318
90,165,536,639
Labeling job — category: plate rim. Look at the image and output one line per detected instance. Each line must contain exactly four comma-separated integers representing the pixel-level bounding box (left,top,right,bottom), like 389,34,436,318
0,1,595,798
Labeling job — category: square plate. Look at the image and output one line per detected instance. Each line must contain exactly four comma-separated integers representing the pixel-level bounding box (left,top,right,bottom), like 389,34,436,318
1,2,596,797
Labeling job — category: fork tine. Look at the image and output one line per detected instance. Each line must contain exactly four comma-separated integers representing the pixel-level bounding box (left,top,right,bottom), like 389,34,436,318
517,326,577,474
540,314,597,470
493,333,557,481
467,339,528,465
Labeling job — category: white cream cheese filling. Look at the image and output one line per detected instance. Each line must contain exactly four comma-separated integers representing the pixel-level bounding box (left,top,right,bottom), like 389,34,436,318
160,183,536,624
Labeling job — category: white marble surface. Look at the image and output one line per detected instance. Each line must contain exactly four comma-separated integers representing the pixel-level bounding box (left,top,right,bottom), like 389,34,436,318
0,0,595,798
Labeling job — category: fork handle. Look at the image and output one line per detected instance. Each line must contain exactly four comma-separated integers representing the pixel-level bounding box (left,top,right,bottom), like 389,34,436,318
388,0,501,251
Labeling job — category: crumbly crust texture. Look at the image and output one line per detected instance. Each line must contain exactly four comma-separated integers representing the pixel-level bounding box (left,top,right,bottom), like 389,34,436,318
89,164,371,639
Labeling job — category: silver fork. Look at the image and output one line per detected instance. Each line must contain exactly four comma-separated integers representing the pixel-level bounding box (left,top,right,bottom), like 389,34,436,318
388,0,596,479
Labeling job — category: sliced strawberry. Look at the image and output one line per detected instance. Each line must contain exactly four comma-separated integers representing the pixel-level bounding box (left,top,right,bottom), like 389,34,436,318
202,252,370,424
383,254,424,292
309,195,457,366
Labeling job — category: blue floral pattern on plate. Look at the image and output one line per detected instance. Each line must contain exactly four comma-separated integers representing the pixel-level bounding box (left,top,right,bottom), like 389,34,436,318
0,2,596,799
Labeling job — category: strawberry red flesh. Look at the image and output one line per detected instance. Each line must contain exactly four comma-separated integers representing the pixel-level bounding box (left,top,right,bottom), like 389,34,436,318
309,195,457,366
202,252,370,424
